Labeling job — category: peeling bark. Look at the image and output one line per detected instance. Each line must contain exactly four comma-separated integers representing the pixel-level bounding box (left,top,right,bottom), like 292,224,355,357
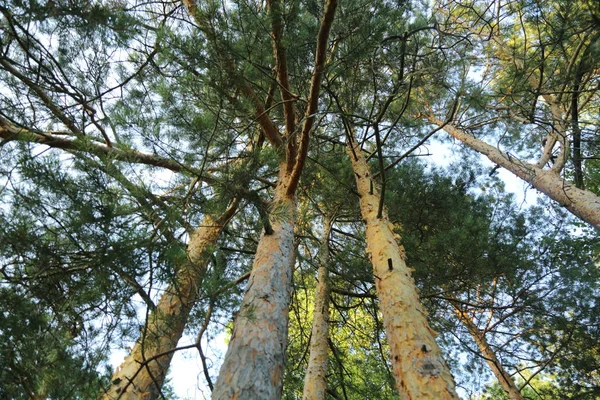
103,201,238,400
302,218,332,400
346,135,459,399
454,307,524,400
181,1,337,396
428,116,600,230
212,169,297,400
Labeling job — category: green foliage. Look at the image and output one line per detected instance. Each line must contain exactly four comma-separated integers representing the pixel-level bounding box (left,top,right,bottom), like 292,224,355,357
475,372,567,400
435,0,600,187
0,287,110,399
1,0,599,398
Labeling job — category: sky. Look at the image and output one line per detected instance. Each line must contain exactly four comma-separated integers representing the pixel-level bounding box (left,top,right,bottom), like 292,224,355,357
106,135,541,399
1,4,575,398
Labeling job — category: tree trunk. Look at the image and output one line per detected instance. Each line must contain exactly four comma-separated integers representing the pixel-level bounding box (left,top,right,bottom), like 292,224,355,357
454,306,524,400
428,116,600,230
212,168,297,400
103,200,239,400
209,0,336,394
346,135,459,399
572,77,584,189
302,217,332,400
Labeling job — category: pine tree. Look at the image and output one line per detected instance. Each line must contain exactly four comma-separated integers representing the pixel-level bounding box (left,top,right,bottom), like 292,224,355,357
1,1,598,398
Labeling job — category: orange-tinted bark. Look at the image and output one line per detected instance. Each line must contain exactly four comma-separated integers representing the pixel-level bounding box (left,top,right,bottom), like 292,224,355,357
212,168,296,400
286,0,338,196
454,307,524,400
103,202,237,400
302,218,332,400
347,135,459,399
180,1,337,396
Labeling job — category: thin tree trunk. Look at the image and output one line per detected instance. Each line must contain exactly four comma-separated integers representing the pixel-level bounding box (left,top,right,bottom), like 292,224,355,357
103,200,239,400
453,306,524,400
212,168,297,399
346,133,459,399
427,116,600,230
302,217,333,400
572,77,584,189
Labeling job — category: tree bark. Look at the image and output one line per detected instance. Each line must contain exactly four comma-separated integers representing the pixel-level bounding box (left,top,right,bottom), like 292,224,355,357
453,306,524,400
211,168,297,400
427,116,600,230
103,201,238,400
571,77,584,189
209,0,336,395
346,134,459,399
302,217,332,400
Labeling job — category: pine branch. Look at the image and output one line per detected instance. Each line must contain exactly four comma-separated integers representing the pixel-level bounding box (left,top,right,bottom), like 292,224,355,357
181,0,283,149
268,0,297,145
286,0,338,197
0,118,211,180
0,57,85,138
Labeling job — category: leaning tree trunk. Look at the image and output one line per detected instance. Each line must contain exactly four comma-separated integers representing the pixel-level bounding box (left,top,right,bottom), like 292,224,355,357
211,167,297,399
103,200,239,400
302,217,333,400
427,116,600,230
346,134,459,399
454,306,524,400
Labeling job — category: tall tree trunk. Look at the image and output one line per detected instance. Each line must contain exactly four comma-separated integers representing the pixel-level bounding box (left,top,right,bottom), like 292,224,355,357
572,77,584,190
453,306,524,400
181,0,336,396
212,167,297,400
302,217,333,400
346,133,459,399
210,0,336,395
103,200,239,400
427,116,600,230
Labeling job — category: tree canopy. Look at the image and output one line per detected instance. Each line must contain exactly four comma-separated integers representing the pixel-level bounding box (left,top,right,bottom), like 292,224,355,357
0,0,598,398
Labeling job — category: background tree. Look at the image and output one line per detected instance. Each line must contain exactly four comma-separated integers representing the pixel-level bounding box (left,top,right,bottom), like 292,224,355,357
424,0,600,228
